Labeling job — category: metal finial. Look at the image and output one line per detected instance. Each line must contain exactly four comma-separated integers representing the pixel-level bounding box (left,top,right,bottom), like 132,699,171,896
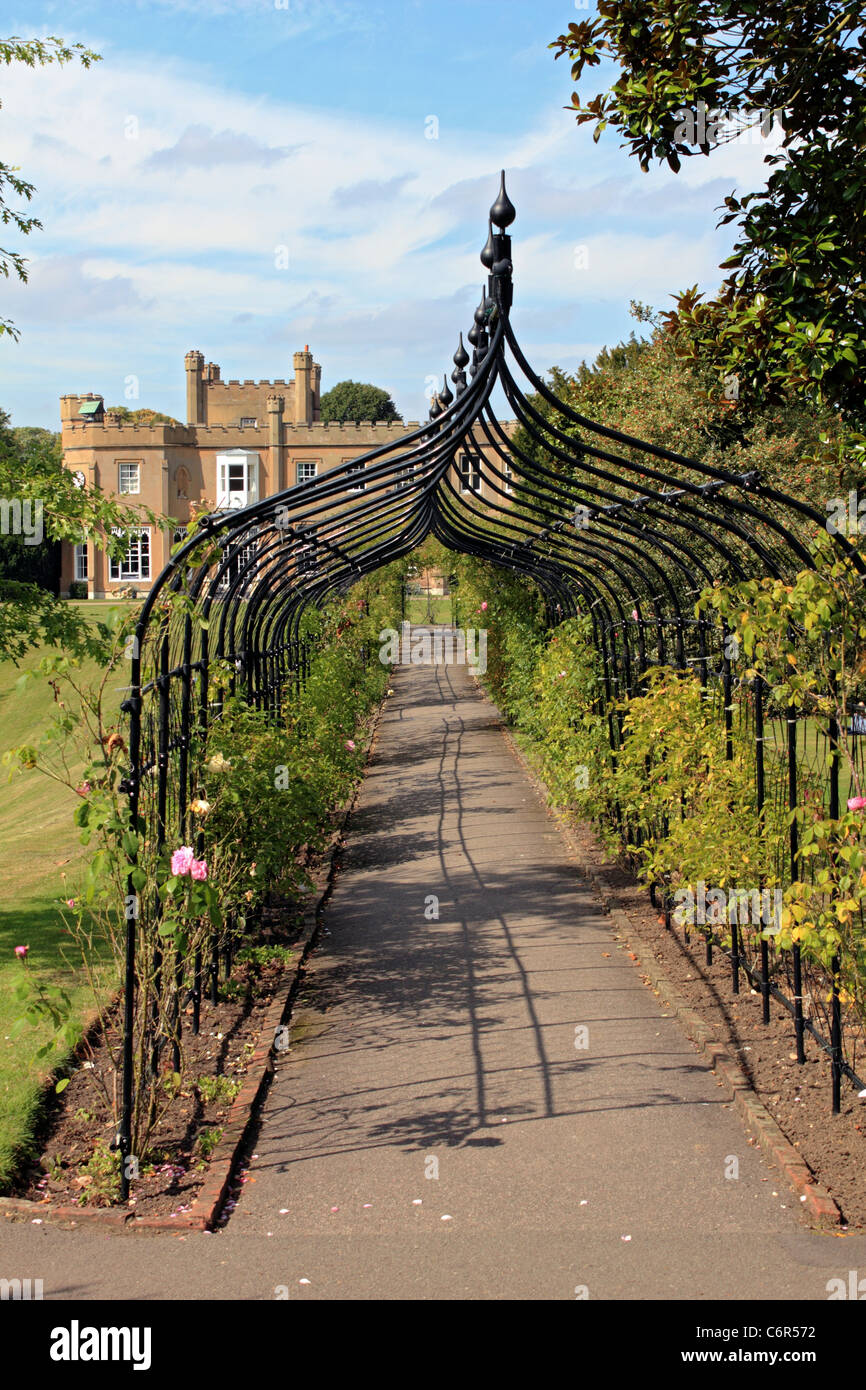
480,219,495,269
439,374,454,406
453,332,469,369
489,169,515,229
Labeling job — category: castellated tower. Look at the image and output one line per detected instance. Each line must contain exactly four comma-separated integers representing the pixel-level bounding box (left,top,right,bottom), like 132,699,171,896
293,347,314,426
312,360,322,422
185,350,205,425
267,393,286,490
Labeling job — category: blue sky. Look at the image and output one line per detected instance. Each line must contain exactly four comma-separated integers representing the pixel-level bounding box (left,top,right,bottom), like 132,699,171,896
0,0,780,429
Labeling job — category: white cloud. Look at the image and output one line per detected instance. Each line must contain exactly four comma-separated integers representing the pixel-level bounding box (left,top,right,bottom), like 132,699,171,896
1,43,764,426
3,254,153,321
144,124,302,170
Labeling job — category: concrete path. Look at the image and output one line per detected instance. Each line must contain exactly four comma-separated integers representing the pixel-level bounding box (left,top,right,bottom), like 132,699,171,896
2,651,863,1299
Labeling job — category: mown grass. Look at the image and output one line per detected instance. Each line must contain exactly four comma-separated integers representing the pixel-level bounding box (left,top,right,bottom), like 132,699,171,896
0,602,130,1188
404,595,453,624
764,713,858,808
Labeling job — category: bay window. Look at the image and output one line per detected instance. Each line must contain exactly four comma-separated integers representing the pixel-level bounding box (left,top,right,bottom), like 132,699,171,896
216,451,260,510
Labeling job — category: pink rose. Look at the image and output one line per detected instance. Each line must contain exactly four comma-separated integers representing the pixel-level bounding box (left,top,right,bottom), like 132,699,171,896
171,845,195,876
190,858,208,882
65,898,76,909
480,602,488,611
345,739,356,752
631,609,638,621
14,944,29,960
848,797,866,812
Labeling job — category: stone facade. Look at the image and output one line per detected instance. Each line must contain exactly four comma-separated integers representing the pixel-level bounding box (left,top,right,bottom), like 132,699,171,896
60,347,514,598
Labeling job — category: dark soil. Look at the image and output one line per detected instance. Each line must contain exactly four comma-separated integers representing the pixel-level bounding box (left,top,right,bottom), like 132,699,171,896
10,906,306,1219
7,698,383,1222
567,816,866,1229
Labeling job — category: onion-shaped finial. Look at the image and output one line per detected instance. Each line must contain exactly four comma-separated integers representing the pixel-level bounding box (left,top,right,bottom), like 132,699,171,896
489,169,515,229
480,220,495,269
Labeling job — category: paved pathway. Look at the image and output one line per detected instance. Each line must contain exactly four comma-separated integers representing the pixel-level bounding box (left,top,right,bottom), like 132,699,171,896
2,650,863,1299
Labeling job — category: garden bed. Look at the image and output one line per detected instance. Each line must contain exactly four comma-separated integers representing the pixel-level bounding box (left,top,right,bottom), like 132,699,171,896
7,904,305,1218
568,816,866,1228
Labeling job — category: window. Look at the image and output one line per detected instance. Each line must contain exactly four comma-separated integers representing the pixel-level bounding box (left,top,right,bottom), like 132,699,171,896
216,451,259,510
240,417,257,428
295,527,318,575
217,532,259,592
74,544,89,582
503,460,513,494
459,453,482,494
118,462,140,495
394,466,415,494
109,528,151,582
296,460,318,485
345,461,365,492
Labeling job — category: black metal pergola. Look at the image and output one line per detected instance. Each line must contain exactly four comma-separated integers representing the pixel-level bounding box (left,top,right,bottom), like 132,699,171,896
116,173,862,1192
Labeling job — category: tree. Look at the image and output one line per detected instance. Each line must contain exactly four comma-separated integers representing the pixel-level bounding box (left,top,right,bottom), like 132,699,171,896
0,35,156,663
551,3,866,423
0,425,61,592
0,408,159,661
105,406,181,426
319,380,401,425
1,36,101,339
513,305,838,505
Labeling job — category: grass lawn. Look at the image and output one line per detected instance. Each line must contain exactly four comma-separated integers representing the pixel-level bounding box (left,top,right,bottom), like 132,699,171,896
763,714,860,807
0,602,130,1188
404,595,454,624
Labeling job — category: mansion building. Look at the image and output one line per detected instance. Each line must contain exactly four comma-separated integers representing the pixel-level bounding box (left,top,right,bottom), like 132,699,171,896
60,347,514,598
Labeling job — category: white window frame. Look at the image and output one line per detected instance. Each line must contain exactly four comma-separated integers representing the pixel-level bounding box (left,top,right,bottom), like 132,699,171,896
295,526,318,576
503,460,514,494
109,527,151,582
459,453,482,494
217,531,259,591
239,416,257,428
344,460,365,492
74,543,89,582
216,450,260,510
296,460,318,485
118,462,141,495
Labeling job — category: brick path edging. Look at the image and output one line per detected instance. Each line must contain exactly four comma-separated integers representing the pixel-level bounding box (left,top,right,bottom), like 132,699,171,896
494,714,843,1230
0,691,389,1237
